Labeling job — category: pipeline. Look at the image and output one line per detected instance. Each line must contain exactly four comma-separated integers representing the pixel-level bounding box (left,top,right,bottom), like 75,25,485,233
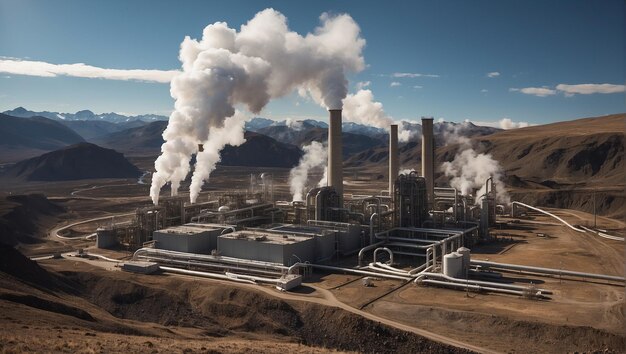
358,241,385,266
472,260,625,282
373,247,394,264
133,248,289,273
365,263,411,277
369,213,379,244
136,255,284,277
512,201,586,233
418,279,529,297
160,266,256,284
307,263,412,281
414,272,552,295
579,225,624,242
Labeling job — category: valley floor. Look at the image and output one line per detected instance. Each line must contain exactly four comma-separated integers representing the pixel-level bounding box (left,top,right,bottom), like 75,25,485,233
0,166,625,353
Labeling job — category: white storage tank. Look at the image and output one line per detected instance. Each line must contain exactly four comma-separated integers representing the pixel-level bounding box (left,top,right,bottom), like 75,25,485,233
456,247,471,275
443,252,464,278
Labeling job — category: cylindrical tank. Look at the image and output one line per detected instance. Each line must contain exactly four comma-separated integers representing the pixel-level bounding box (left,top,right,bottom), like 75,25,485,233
443,252,463,278
96,228,117,249
456,247,471,275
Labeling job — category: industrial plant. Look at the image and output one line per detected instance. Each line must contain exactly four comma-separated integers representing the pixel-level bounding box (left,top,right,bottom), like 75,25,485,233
92,109,624,296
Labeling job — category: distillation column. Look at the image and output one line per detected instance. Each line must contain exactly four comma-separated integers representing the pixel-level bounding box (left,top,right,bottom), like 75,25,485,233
421,117,434,210
389,124,399,195
328,109,343,201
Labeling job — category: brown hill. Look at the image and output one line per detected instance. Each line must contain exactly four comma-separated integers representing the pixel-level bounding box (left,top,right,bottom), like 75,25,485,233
347,114,625,217
0,194,64,246
2,143,141,181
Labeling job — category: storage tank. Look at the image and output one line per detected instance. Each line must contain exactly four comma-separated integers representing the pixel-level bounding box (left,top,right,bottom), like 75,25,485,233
456,247,471,275
442,252,463,278
96,228,118,249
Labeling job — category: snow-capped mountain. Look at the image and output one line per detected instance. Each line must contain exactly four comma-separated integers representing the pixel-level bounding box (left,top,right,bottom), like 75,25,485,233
2,107,168,123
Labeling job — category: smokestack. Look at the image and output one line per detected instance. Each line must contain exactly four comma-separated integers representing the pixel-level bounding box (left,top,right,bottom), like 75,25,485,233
421,117,434,209
389,124,398,194
328,109,343,198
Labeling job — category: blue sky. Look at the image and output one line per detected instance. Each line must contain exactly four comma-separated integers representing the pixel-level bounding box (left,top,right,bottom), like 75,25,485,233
0,0,623,126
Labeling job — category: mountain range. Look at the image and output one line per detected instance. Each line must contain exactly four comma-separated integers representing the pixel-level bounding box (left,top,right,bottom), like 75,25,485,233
3,107,168,124
2,143,141,181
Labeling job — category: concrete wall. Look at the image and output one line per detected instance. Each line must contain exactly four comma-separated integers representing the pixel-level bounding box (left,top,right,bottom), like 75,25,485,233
337,225,362,255
218,237,315,266
153,228,221,254
313,232,336,262
96,229,118,249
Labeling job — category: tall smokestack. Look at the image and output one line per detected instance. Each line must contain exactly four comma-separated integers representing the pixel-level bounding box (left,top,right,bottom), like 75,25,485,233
389,124,398,194
328,109,343,198
421,117,434,209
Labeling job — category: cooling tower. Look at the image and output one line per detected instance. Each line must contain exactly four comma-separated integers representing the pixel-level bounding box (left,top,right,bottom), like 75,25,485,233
389,124,398,194
421,117,434,208
328,109,343,199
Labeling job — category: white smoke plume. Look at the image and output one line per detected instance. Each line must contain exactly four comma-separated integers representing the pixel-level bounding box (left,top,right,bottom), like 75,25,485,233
398,168,417,175
150,9,366,205
289,142,327,201
342,89,412,142
441,125,509,204
317,166,328,187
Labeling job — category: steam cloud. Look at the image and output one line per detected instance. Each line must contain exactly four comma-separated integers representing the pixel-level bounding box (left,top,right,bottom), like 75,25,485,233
289,142,327,201
441,126,509,204
150,9,366,205
342,89,412,142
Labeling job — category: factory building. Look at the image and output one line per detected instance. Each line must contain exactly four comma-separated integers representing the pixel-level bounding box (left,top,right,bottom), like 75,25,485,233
152,223,234,254
105,108,516,295
218,230,316,266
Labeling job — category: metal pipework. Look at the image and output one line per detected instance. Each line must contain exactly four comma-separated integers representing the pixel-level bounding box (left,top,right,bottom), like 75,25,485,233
373,247,394,265
358,240,385,266
417,279,529,297
472,260,625,282
416,272,553,295
328,109,343,199
369,212,379,244
309,263,411,281
511,201,586,233
389,124,399,195
421,117,435,209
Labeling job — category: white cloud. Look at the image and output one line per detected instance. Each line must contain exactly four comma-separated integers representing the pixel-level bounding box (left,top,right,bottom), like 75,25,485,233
487,71,500,78
509,87,556,97
391,72,439,78
413,85,423,89
511,83,625,98
356,80,371,90
481,89,488,93
0,58,179,83
390,81,401,87
556,83,625,96
469,118,533,130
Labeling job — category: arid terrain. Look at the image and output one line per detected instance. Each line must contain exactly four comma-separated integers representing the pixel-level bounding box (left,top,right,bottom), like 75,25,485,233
0,160,624,353
0,113,624,353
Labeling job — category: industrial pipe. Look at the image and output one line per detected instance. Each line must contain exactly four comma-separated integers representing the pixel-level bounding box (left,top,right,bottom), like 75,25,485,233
358,241,385,266
160,266,256,284
309,263,411,281
373,247,394,265
511,201,586,233
417,279,529,297
416,272,552,295
472,260,625,282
